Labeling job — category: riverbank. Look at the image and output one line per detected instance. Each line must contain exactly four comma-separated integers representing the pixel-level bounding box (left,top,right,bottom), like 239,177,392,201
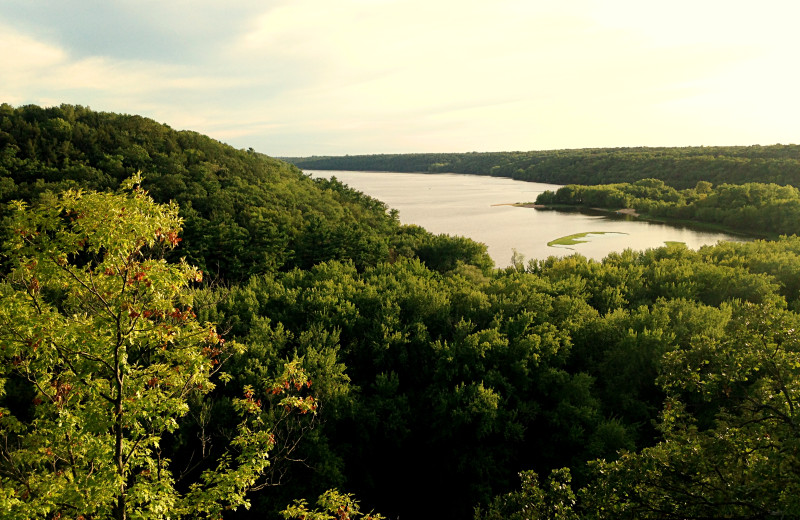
530,204,769,240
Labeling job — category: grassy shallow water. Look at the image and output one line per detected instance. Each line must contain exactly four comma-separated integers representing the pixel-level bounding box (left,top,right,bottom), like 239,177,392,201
547,231,626,247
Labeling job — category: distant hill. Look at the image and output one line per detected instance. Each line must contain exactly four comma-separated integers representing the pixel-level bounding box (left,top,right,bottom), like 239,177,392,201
286,145,800,189
0,104,404,281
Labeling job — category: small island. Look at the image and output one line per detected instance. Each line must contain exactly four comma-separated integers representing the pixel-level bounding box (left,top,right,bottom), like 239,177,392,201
547,231,628,248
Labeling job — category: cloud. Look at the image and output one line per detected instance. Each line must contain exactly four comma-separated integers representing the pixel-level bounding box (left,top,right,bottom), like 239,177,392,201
0,0,269,62
223,0,766,153
1,0,799,155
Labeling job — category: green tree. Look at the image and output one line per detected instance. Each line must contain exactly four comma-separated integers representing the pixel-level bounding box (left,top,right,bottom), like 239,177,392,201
474,468,577,520
0,177,314,519
282,489,383,520
478,302,800,519
571,301,800,519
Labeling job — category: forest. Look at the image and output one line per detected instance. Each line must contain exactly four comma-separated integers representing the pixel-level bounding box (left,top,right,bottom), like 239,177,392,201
1,104,800,519
286,146,800,189
535,178,800,238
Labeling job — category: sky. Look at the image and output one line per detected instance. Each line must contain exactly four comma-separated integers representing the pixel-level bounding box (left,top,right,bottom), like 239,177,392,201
1,0,798,156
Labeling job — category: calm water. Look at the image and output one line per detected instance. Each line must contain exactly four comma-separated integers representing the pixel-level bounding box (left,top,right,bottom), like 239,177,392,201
306,170,745,268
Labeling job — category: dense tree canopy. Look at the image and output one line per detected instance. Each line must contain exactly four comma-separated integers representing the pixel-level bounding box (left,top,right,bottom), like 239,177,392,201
198,238,800,519
3,104,800,519
0,104,486,283
535,178,800,237
477,300,800,519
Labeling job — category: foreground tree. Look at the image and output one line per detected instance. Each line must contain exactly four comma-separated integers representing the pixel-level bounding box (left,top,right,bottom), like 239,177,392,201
0,177,314,519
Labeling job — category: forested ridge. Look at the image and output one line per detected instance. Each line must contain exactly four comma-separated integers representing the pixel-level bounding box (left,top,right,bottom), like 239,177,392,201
2,104,800,519
0,103,491,282
286,145,800,189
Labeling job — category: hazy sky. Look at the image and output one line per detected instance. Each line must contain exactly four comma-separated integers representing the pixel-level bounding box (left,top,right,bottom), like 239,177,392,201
2,0,798,156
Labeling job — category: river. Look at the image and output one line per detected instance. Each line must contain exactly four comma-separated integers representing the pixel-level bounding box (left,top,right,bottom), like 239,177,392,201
305,170,746,268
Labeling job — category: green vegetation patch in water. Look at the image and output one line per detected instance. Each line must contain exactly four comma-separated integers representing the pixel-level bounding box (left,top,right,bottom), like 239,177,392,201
548,231,627,248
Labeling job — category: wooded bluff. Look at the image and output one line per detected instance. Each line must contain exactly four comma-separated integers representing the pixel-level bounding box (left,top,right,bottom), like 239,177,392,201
286,145,800,189
2,104,800,519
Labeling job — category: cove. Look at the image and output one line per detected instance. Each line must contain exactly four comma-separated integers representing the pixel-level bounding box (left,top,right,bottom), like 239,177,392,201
305,170,746,268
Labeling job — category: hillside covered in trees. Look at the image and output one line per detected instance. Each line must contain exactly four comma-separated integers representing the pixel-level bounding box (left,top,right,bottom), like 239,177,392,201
0,104,489,283
286,145,800,189
2,104,800,519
